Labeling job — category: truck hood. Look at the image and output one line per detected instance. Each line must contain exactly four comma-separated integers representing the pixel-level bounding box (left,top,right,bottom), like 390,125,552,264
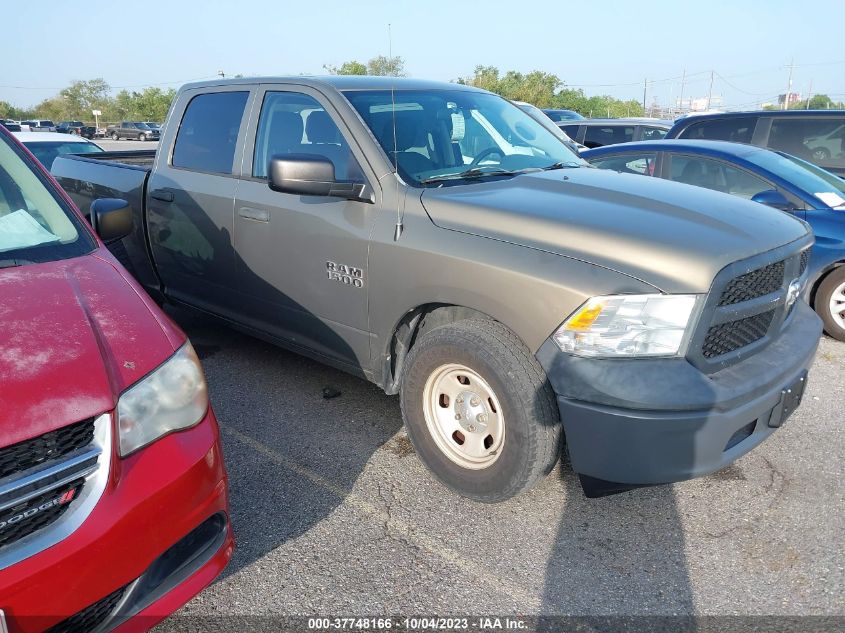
420,168,810,293
0,252,182,447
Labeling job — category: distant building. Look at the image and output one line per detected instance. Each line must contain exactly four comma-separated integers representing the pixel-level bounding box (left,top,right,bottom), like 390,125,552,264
778,92,802,106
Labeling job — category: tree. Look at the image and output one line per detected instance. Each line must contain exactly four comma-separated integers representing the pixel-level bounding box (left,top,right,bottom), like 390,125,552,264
366,55,405,77
58,79,111,120
324,60,367,75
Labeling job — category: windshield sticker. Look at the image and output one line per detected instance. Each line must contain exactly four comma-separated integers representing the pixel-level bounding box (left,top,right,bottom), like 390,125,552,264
0,209,60,253
814,192,845,207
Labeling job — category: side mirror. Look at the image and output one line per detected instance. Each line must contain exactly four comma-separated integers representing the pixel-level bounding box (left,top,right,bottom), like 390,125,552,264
90,198,133,244
751,189,794,212
268,154,372,202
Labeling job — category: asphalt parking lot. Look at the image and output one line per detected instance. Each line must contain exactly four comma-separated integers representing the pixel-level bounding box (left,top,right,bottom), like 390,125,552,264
143,304,845,627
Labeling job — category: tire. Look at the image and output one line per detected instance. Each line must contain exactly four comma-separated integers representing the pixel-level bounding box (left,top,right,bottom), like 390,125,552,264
111,132,119,141
814,267,845,341
811,147,830,162
138,133,145,141
400,319,562,502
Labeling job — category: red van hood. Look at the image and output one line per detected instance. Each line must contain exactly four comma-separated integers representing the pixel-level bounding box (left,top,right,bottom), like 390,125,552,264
0,252,184,447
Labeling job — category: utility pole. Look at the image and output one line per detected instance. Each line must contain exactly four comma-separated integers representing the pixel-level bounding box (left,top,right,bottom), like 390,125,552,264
806,79,813,109
642,78,648,113
783,58,795,110
678,68,686,114
706,70,714,110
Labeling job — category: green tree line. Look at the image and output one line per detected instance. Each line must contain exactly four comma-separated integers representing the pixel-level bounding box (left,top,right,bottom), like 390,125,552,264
0,79,176,124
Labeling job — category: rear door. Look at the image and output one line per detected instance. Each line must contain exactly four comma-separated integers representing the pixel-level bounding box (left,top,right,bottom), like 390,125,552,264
232,84,379,370
146,86,253,317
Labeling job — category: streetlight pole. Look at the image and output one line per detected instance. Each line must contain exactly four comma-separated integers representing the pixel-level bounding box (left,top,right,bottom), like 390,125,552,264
706,70,714,110
783,59,795,110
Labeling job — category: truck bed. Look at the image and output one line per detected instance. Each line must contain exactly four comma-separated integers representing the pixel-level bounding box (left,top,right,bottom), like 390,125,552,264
51,150,161,293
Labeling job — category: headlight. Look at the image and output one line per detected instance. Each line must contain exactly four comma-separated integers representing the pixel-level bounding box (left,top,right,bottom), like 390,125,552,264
553,294,700,358
117,342,208,456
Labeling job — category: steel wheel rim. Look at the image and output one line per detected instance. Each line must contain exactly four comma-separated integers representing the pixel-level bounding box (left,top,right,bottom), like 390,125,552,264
830,281,845,329
422,363,505,470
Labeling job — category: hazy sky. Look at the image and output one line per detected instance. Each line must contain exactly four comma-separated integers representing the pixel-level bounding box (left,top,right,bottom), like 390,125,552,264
3,0,843,109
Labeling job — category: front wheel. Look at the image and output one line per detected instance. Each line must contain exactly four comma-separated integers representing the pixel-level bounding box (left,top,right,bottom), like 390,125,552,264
111,132,119,140
815,267,845,341
400,319,562,502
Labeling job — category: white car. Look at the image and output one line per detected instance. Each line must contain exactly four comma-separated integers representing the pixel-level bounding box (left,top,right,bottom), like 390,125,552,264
12,131,103,169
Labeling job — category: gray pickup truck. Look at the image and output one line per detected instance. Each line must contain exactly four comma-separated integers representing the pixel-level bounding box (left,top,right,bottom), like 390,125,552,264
52,77,822,501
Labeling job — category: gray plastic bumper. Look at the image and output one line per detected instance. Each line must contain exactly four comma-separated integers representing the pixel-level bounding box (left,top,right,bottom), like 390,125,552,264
537,301,822,486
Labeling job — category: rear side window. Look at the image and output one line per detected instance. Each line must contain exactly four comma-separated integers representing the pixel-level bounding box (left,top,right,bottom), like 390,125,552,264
640,126,667,141
560,124,580,138
681,117,755,143
172,91,248,174
669,155,772,199
767,117,845,173
584,125,634,148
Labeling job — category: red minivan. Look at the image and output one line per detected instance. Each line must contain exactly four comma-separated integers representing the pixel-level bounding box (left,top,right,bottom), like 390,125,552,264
0,128,232,630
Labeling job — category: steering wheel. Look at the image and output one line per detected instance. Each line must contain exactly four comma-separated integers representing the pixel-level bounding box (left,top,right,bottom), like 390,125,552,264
470,147,505,167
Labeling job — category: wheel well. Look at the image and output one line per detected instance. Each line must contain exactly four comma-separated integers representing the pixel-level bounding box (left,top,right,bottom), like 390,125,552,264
810,262,844,307
382,304,495,395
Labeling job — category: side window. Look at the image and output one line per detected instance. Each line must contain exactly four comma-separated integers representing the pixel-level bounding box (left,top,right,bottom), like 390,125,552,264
560,124,580,139
768,118,845,172
583,126,634,148
669,155,771,199
640,126,667,141
682,117,755,143
172,91,248,174
589,152,657,176
253,91,363,181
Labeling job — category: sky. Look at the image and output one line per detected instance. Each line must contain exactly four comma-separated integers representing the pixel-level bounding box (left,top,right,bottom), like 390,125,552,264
2,0,844,110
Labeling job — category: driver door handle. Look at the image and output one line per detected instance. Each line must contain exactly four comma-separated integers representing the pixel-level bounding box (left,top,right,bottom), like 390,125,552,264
150,189,174,202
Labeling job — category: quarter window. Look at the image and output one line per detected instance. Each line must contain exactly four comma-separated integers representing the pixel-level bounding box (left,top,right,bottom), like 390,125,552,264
589,153,657,176
767,118,845,173
172,91,248,174
253,91,363,181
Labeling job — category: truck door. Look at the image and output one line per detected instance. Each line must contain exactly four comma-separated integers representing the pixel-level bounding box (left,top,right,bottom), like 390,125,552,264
233,87,378,372
146,87,252,318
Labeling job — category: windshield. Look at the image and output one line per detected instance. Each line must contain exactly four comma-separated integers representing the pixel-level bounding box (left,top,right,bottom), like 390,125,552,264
0,135,94,265
344,89,584,186
23,140,103,170
748,149,845,208
135,122,151,130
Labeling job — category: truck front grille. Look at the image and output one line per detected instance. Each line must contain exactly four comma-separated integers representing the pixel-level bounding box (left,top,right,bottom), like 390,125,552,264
687,242,812,371
702,310,776,358
46,584,128,633
0,418,94,479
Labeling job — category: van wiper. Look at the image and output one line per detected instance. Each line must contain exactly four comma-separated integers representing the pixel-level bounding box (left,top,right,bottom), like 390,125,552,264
0,258,34,269
420,167,521,185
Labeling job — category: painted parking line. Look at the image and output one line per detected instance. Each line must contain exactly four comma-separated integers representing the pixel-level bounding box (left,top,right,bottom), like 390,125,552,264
222,424,542,610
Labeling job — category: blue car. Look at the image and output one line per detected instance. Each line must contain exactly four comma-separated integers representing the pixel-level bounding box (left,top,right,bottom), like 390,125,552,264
583,139,845,341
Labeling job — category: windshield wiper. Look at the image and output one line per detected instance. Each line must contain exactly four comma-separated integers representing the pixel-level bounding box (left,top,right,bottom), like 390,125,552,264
420,167,522,186
0,258,34,269
541,161,584,171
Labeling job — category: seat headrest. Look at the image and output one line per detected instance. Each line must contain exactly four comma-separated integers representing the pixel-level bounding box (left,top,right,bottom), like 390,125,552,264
306,111,340,144
268,111,304,151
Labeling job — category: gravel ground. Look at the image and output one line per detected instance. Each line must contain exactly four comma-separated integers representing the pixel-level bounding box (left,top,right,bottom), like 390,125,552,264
148,306,844,631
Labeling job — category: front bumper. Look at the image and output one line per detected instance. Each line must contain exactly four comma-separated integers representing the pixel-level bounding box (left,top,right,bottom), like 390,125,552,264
537,301,822,492
1,408,233,632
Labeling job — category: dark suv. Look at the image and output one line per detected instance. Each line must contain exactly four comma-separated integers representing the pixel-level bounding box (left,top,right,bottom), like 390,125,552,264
666,110,845,177
560,118,671,149
107,121,161,141
57,121,96,139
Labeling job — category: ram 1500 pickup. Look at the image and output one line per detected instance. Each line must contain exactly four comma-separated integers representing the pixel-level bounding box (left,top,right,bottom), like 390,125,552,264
0,127,232,630
52,77,822,501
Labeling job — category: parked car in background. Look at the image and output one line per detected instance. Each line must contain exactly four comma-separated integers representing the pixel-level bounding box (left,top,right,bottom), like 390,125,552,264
19,119,56,132
513,101,587,153
53,76,821,502
583,139,845,340
56,120,96,139
0,127,232,632
542,108,585,122
666,110,845,177
0,120,22,132
13,131,104,169
560,118,671,148
106,121,161,141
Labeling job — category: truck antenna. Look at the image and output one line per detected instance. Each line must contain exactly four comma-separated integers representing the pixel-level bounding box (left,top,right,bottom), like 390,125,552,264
389,23,404,241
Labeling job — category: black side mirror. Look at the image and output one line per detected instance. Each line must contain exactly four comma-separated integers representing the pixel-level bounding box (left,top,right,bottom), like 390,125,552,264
90,198,133,244
751,189,794,212
268,154,372,202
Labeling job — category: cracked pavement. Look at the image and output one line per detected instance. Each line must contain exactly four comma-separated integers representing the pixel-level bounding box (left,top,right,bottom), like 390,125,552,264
156,307,844,622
